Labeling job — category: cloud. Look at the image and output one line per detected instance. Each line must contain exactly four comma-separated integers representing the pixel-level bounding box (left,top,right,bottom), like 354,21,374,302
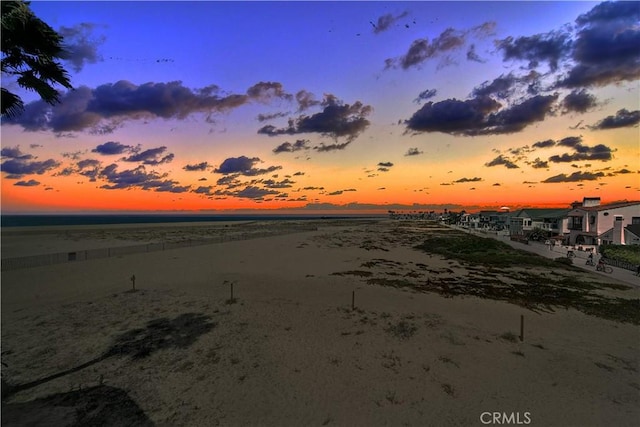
1,158,60,177
122,146,174,165
295,90,321,111
548,143,613,163
4,80,295,133
389,22,495,70
405,147,423,156
214,156,281,176
262,178,295,189
542,171,605,183
561,89,598,113
257,112,288,122
246,81,293,102
58,23,105,72
557,2,640,88
496,30,572,71
234,186,280,200
532,139,555,149
372,11,409,34
455,177,482,183
472,73,520,99
313,141,352,152
529,158,549,169
413,89,437,104
466,44,485,63
377,162,394,168
557,136,582,147
92,141,134,155
485,154,519,169
193,186,213,195
183,162,210,171
1,146,33,160
590,108,640,130
258,96,372,143
99,163,189,192
272,139,310,154
14,179,40,187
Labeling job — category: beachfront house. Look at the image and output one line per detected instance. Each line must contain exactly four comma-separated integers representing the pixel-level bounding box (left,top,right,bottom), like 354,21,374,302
566,198,640,245
507,208,570,238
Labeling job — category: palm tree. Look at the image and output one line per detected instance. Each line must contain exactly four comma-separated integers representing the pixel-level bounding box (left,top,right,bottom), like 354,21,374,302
1,1,72,118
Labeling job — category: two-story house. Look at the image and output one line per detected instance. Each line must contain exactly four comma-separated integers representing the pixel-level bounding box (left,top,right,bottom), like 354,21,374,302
566,198,640,245
508,208,570,238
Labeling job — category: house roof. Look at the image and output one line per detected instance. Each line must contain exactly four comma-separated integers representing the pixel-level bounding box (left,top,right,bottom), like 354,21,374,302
626,224,640,238
510,208,570,219
572,201,640,212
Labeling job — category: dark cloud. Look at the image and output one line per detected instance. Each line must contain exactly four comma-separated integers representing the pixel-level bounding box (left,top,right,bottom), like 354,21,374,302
92,141,134,155
377,162,394,168
455,177,482,183
557,136,583,147
530,158,549,169
472,73,519,99
258,96,372,143
561,89,598,113
295,90,321,111
183,162,210,171
496,30,572,71
58,23,105,72
405,147,423,156
4,80,293,133
272,139,310,154
77,159,101,169
313,141,352,152
293,171,305,176
99,163,189,192
485,155,519,169
389,23,495,70
234,186,280,200
14,179,40,187
193,186,213,195
1,146,33,160
542,171,605,183
246,81,293,102
1,158,60,177
413,89,437,104
257,112,288,122
557,1,640,88
214,156,281,176
590,108,640,130
405,96,501,135
372,11,408,34
466,44,484,63
548,143,614,163
262,178,295,189
122,146,174,165
407,93,556,136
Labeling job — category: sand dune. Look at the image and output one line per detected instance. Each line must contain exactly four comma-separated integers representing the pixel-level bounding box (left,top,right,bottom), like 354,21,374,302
2,220,638,426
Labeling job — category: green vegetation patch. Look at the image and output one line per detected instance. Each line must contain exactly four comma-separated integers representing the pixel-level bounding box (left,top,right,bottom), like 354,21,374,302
414,232,564,268
600,244,640,265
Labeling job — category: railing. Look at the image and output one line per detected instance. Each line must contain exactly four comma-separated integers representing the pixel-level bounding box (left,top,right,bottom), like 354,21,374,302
601,257,638,272
1,225,318,272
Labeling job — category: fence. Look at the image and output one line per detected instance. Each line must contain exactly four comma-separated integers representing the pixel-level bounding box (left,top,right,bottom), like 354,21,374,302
601,257,638,272
2,225,318,272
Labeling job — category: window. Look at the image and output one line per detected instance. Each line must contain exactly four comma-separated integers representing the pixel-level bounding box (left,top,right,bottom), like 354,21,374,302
632,217,640,224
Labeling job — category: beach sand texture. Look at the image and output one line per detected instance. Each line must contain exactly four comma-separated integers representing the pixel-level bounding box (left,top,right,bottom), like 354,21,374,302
1,220,638,426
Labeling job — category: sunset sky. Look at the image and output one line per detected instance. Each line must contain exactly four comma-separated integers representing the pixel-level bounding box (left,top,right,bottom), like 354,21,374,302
1,1,638,214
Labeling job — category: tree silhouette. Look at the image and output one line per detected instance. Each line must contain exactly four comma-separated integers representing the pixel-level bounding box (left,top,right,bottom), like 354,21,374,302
1,1,72,118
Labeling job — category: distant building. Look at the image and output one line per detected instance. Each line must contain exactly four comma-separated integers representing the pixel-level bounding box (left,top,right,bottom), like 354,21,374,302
508,208,570,237
566,198,640,245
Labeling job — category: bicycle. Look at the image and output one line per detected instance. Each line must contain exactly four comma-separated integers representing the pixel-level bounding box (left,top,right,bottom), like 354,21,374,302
596,263,613,274
585,259,595,266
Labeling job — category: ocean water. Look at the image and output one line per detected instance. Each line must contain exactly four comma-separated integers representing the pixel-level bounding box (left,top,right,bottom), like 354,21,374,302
1,214,382,228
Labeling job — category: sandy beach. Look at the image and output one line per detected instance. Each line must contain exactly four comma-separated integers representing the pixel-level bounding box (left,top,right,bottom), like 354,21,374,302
1,219,638,426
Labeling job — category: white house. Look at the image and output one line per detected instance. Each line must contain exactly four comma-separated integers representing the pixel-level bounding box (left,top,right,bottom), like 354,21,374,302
566,198,640,245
